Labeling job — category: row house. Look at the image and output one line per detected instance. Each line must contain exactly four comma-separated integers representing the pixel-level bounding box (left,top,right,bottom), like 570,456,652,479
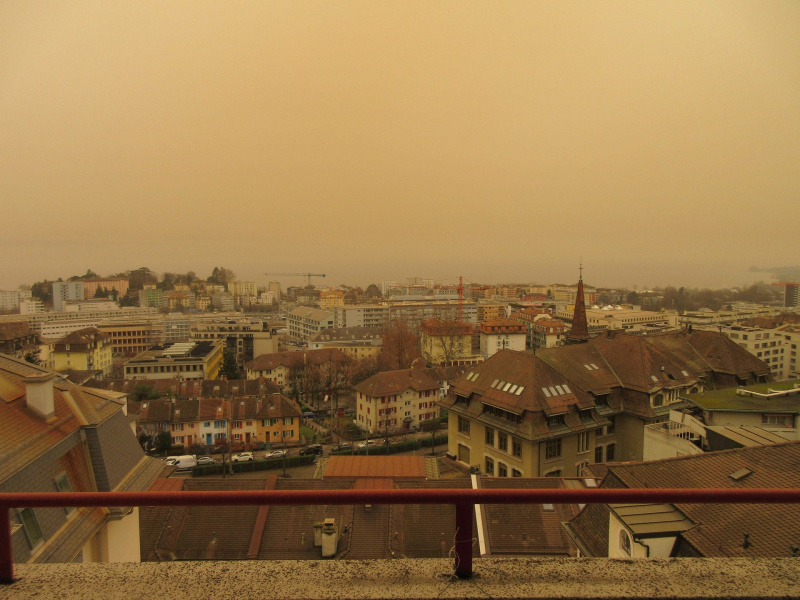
138,393,302,448
440,329,771,478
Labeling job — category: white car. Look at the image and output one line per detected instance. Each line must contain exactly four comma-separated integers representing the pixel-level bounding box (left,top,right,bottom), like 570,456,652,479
265,450,287,459
357,440,376,449
231,452,254,462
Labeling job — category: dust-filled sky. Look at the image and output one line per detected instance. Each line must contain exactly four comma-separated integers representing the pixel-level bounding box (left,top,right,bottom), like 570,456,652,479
1,1,798,291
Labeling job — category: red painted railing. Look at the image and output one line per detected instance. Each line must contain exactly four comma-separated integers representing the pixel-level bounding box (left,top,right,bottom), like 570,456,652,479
2,487,800,584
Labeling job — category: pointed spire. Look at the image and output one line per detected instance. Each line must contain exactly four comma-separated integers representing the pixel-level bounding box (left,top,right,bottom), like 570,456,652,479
566,264,590,344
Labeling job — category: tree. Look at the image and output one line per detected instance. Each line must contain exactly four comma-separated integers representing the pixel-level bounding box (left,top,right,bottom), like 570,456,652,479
70,269,98,280
159,272,177,291
378,319,420,371
155,430,173,453
221,349,240,380
128,267,158,290
364,284,382,299
420,317,471,366
345,357,379,387
208,267,236,285
30,280,53,305
131,384,160,402
419,418,443,454
23,351,40,365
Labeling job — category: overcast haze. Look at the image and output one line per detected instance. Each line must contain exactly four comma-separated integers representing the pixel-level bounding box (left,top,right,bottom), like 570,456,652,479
1,1,798,291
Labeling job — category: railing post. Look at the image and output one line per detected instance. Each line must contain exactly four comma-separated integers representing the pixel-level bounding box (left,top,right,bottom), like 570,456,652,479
1,506,13,584
454,502,472,579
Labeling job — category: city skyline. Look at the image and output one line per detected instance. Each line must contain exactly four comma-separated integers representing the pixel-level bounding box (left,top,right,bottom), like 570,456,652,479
2,2,798,291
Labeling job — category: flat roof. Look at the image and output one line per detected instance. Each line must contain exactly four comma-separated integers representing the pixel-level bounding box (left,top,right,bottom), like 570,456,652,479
706,426,791,447
684,380,800,412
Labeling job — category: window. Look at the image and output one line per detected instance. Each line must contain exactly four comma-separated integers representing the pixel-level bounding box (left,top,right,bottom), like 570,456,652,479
577,432,590,453
485,456,494,476
55,473,74,515
544,469,562,477
607,417,616,434
763,414,791,427
512,468,522,477
458,416,470,434
512,438,522,457
576,461,589,476
545,438,561,460
18,508,43,548
595,446,604,463
606,443,616,461
619,529,632,556
498,433,508,452
485,428,495,446
498,463,508,477
652,393,664,407
283,417,294,425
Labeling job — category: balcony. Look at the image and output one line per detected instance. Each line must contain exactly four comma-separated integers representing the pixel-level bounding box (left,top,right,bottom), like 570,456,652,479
3,488,800,599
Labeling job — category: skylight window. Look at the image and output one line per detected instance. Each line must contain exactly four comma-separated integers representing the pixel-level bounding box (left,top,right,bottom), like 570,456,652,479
583,364,592,370
502,382,512,392
651,375,659,382
515,386,524,395
509,385,518,394
542,387,551,398
548,386,558,396
681,370,689,377
491,379,500,389
555,385,565,395
562,384,571,394
590,364,599,370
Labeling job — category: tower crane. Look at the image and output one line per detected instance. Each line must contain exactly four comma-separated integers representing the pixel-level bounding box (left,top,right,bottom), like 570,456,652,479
264,273,326,304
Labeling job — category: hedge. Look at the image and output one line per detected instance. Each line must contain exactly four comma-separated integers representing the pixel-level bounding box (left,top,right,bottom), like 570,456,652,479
192,454,315,476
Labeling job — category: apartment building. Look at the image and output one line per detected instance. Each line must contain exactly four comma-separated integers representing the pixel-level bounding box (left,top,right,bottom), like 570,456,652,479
53,327,113,376
0,289,31,312
333,304,391,329
244,348,350,391
82,278,130,298
287,306,335,341
355,368,442,433
52,281,85,311
0,322,39,360
419,319,478,366
440,329,771,478
319,290,345,311
308,327,383,361
550,283,597,305
476,302,508,323
711,324,799,380
190,316,278,367
478,319,526,357
531,317,566,350
124,341,223,380
96,320,156,356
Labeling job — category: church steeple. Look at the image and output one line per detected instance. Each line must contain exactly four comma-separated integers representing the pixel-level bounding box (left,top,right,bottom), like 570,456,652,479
565,263,590,344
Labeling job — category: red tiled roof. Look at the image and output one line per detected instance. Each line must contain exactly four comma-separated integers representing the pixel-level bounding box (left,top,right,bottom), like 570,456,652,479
354,368,439,398
323,456,427,479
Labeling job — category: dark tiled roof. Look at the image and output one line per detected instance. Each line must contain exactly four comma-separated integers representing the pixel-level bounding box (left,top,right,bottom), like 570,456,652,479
354,368,439,397
0,321,34,342
246,349,350,372
309,327,383,343
567,443,800,557
85,377,281,398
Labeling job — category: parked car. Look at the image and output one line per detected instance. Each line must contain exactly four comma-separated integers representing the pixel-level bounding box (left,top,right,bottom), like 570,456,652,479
231,452,254,462
357,440,375,449
265,450,287,459
332,443,352,452
302,412,315,418
299,444,323,456
196,456,217,466
165,455,197,471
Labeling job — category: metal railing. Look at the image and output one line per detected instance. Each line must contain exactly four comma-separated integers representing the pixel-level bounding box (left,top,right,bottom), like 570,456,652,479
2,487,799,584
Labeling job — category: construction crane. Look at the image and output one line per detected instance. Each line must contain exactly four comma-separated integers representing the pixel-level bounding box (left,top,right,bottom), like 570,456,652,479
265,273,326,304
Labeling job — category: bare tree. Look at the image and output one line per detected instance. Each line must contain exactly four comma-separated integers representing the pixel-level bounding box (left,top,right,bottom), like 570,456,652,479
378,319,420,371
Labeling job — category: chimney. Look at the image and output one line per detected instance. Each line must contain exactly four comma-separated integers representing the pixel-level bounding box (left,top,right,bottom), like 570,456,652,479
24,373,57,419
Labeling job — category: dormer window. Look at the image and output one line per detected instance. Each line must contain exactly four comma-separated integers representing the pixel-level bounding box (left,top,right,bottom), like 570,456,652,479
652,393,664,407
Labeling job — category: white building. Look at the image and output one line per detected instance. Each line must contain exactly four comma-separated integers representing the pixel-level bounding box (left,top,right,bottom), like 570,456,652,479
711,324,800,381
19,297,44,314
478,319,527,357
287,306,335,341
53,281,85,311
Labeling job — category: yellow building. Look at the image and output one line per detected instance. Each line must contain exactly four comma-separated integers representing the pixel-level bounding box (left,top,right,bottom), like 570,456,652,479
53,327,113,376
319,290,345,311
419,319,478,366
308,327,383,361
123,341,223,380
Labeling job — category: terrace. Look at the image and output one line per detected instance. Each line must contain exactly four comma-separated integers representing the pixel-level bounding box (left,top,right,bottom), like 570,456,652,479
3,487,800,599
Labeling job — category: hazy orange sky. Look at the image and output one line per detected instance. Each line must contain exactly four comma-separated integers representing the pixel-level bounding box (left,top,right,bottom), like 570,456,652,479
1,1,798,291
